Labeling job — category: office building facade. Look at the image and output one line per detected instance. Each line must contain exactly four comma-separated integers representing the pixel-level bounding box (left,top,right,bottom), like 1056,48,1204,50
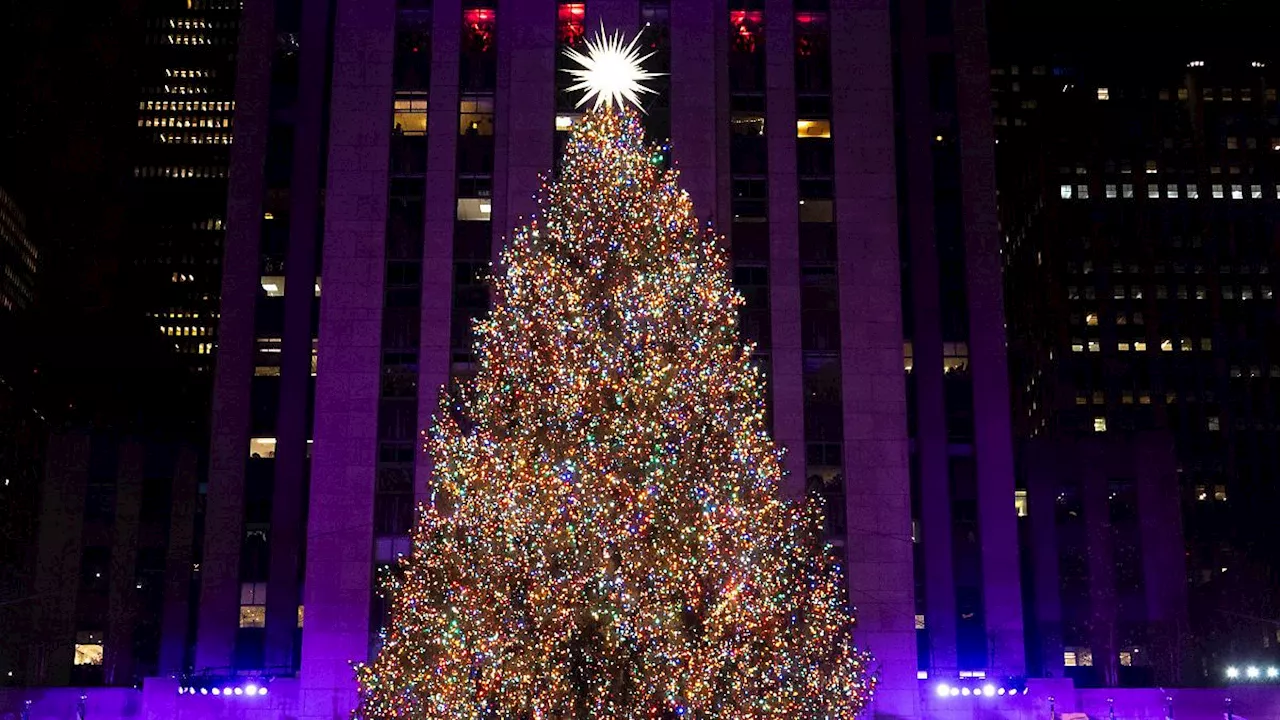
130,0,241,375
1002,56,1280,682
189,0,1020,718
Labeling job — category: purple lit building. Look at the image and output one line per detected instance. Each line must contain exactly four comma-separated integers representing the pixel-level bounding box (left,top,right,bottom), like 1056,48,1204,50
188,0,1027,717
4,0,1161,718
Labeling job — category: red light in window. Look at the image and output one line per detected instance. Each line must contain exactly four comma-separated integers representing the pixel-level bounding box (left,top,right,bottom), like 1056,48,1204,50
463,7,495,53
729,10,763,54
558,3,585,19
795,12,825,25
558,3,586,46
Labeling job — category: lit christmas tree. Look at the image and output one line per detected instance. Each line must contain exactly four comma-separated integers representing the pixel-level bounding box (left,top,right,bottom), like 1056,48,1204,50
355,28,876,720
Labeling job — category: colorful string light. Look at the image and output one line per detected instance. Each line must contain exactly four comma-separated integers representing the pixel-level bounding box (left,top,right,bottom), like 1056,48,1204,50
355,108,875,720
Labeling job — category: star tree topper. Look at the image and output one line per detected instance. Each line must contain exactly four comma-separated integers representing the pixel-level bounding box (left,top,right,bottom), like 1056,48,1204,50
562,23,662,111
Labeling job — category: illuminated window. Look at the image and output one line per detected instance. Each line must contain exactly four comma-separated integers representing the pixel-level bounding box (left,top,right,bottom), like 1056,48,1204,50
1119,651,1133,667
1085,313,1098,326
1015,490,1028,517
459,96,495,136
249,437,277,459
1071,340,1084,353
1180,338,1192,351
903,342,913,373
554,114,579,131
1122,391,1134,404
1207,417,1220,432
1231,185,1244,200
1076,395,1088,405
1187,184,1199,198
1178,88,1189,100
1092,391,1104,405
1212,184,1224,198
74,632,104,666
1087,340,1100,353
1214,485,1228,501
798,199,833,223
1097,87,1109,100
239,605,266,628
255,337,282,376
1117,342,1130,352
260,276,285,296
1122,183,1134,198
457,198,492,221
796,119,831,138
1093,417,1107,433
1160,339,1173,352
1105,184,1117,198
1252,184,1263,199
297,605,305,628
239,582,267,628
915,614,926,630
1077,184,1089,199
1139,393,1152,405
942,342,968,373
1064,647,1093,667
1147,184,1160,199
1060,184,1073,199
393,92,428,135
1167,184,1179,198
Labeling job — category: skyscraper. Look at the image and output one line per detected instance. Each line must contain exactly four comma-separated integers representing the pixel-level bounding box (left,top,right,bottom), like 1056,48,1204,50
0,187,35,317
191,2,1027,718
1000,53,1280,682
130,0,241,377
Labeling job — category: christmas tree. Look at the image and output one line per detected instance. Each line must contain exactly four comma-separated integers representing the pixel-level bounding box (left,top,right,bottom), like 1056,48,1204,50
356,30,875,720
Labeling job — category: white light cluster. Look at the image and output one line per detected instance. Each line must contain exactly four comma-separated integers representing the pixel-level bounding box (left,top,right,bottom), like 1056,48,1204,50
177,683,268,696
1226,666,1280,681
934,683,1029,698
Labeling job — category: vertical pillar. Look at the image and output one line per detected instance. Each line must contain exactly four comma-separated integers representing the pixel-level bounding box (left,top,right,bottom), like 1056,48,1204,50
104,441,143,685
954,0,1026,677
829,1,920,717
669,0,725,225
1024,439,1065,680
416,0,461,505
301,0,395,716
896,0,959,678
198,0,274,672
265,0,334,671
762,0,805,499
492,1,556,261
1135,434,1189,684
28,433,90,685
159,445,200,674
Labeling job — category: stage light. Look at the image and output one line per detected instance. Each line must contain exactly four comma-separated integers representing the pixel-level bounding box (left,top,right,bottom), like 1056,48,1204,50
1227,666,1240,679
936,684,950,698
983,684,995,697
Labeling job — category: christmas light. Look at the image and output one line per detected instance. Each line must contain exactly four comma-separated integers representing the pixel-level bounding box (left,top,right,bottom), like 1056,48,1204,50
355,107,874,718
